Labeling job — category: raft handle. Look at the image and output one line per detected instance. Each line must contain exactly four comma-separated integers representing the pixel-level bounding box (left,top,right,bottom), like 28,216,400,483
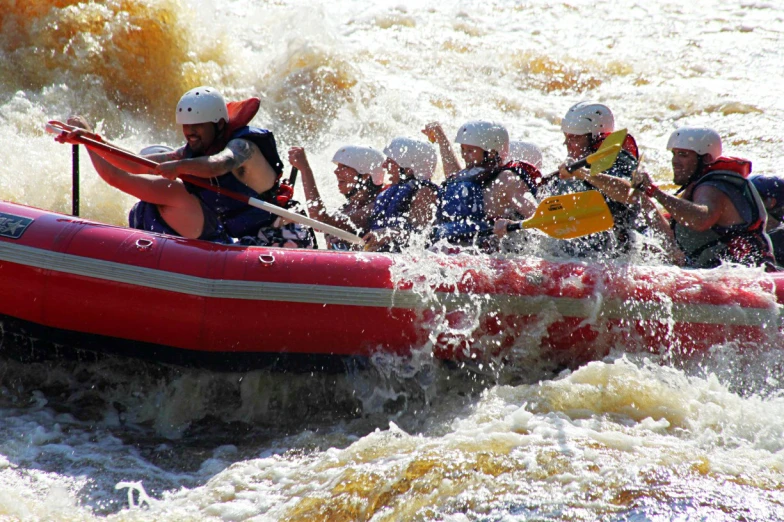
135,238,154,252
258,254,275,266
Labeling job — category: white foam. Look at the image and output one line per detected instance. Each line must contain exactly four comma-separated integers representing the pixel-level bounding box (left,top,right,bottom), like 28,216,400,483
3,0,784,519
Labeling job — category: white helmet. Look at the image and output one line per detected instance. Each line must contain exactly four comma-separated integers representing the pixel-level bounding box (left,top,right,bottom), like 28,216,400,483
383,137,437,181
508,141,543,169
666,127,722,162
140,144,174,155
331,145,386,185
560,101,614,137
455,120,509,161
175,86,229,125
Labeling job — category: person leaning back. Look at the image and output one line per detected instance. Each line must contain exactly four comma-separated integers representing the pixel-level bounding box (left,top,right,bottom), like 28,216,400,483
57,86,312,246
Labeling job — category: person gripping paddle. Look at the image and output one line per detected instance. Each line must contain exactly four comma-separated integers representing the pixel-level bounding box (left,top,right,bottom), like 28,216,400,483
52,86,316,247
532,101,644,259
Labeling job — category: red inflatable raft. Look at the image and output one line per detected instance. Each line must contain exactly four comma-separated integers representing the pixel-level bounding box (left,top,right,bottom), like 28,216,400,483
1,200,781,371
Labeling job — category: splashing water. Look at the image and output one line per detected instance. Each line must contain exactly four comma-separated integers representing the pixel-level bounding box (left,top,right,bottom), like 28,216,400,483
2,0,784,520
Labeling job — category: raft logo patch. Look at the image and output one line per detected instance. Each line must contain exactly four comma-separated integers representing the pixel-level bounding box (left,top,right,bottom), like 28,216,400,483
0,212,33,239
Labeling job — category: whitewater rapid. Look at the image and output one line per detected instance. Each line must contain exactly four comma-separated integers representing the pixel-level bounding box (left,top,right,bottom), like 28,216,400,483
2,0,784,520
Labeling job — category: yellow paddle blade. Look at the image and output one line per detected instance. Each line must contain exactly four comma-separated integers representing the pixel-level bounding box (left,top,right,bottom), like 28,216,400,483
588,128,628,176
521,190,614,239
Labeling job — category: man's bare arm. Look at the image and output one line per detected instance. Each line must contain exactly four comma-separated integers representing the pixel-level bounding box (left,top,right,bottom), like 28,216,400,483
559,165,638,205
423,122,462,177
288,146,360,231
155,138,254,180
650,185,723,231
142,148,186,163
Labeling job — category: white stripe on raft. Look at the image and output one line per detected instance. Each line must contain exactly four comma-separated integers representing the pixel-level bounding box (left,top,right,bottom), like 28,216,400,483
0,241,778,327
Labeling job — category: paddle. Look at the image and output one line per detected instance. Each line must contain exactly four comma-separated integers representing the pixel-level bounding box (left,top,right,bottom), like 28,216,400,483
46,121,365,245
542,128,628,179
628,154,679,195
71,144,80,216
488,190,614,240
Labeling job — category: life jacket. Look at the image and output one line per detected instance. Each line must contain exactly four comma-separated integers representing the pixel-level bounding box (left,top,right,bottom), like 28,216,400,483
366,178,437,252
594,132,640,159
499,160,544,199
369,178,437,231
431,161,541,244
181,98,291,238
542,133,640,197
672,160,774,268
702,156,752,177
494,160,543,188
128,200,227,242
432,167,493,243
767,225,784,266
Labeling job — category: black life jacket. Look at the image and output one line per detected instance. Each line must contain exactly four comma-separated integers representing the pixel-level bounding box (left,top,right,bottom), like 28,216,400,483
369,178,438,231
183,126,289,238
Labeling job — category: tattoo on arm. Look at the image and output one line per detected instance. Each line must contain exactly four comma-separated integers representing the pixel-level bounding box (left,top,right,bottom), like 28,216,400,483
222,139,254,171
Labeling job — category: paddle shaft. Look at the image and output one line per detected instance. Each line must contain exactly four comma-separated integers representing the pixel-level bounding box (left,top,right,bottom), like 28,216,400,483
478,190,613,239
545,157,590,179
538,159,585,183
540,129,627,181
71,144,80,216
476,222,520,237
47,122,364,244
541,146,620,181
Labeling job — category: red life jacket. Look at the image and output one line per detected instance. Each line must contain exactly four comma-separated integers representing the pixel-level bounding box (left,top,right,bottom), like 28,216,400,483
200,97,293,207
501,160,543,195
203,97,261,155
594,132,640,159
702,156,752,178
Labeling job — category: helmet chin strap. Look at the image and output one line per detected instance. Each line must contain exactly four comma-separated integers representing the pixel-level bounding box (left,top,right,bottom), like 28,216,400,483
213,120,227,141
674,156,706,196
345,175,379,200
482,150,502,169
398,166,417,181
588,133,600,152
